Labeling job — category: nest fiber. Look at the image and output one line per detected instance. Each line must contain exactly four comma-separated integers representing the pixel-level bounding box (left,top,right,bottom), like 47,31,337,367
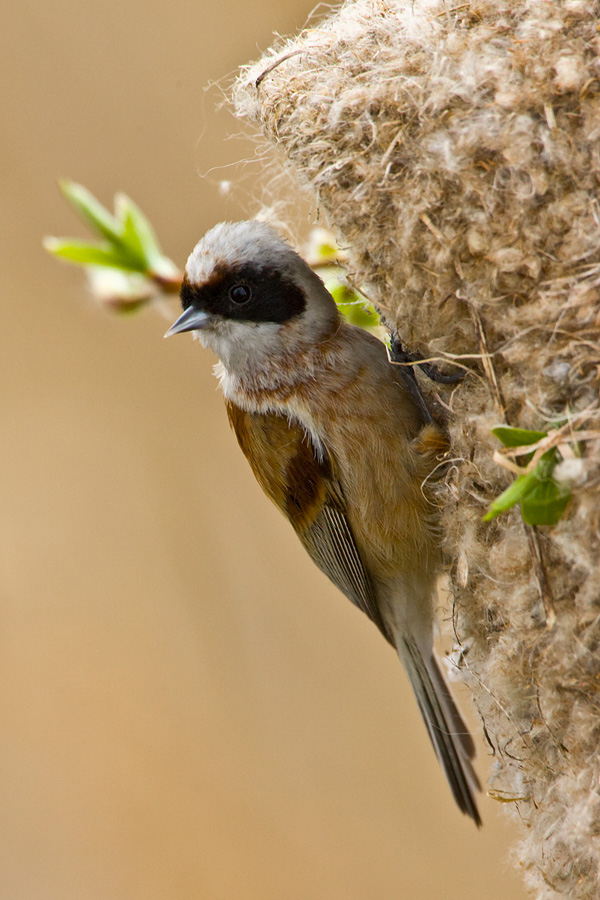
234,2,600,896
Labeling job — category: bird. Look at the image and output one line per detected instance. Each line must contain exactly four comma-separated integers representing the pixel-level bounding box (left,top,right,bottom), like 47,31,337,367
165,219,481,825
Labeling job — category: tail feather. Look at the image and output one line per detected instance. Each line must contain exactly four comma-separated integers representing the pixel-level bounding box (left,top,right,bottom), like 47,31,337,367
398,636,481,826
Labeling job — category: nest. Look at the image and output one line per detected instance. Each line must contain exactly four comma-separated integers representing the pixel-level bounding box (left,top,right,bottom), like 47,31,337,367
233,2,600,896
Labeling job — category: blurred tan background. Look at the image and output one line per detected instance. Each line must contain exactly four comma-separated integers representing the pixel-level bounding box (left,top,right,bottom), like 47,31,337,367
1,2,527,898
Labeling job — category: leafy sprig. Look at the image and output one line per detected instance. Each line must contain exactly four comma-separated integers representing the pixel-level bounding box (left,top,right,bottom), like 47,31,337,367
44,180,182,311
484,425,572,526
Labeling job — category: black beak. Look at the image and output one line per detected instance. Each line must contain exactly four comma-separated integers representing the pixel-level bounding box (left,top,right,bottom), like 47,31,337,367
164,306,212,338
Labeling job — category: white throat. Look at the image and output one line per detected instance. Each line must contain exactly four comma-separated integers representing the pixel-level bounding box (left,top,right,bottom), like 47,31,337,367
196,315,342,412
198,318,284,379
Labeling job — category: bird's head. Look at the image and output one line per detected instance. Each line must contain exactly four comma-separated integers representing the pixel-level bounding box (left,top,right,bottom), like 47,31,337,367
165,221,340,377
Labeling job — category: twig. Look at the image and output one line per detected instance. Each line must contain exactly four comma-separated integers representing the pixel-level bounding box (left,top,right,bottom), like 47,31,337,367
468,302,506,417
526,526,556,629
255,50,306,87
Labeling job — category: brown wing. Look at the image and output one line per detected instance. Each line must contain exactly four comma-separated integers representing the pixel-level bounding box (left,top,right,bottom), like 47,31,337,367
226,402,392,643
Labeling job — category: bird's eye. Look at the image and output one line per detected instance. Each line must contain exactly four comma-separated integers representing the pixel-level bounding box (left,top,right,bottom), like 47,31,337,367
229,283,252,304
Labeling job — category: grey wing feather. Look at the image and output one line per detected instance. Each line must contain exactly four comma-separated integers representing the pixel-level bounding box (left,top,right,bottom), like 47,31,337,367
299,500,394,644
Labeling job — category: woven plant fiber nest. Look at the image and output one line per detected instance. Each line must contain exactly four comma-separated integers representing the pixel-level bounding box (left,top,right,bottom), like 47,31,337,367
233,1,600,896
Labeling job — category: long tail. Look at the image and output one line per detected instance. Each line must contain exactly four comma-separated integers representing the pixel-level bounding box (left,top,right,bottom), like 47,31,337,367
398,635,481,826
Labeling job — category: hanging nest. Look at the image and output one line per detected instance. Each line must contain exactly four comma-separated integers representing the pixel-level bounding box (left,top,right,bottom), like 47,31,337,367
233,1,600,896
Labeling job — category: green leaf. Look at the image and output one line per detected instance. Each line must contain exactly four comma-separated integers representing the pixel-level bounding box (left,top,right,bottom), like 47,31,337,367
483,472,539,521
59,180,123,244
344,305,379,328
534,449,560,480
521,480,571,526
316,240,339,260
329,282,358,306
44,238,147,272
328,281,380,329
115,193,163,269
491,426,548,448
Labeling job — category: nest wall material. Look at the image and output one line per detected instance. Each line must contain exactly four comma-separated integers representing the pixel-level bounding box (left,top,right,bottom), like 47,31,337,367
233,1,600,897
